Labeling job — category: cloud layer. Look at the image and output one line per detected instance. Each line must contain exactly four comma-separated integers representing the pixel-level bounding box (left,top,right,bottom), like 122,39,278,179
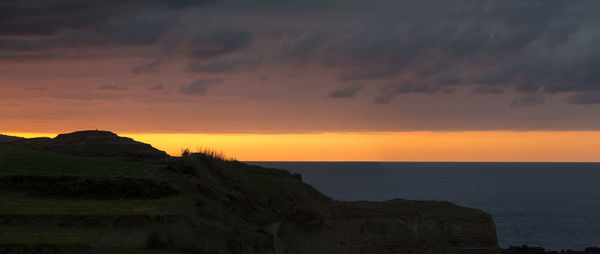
3,0,600,103
2,0,600,133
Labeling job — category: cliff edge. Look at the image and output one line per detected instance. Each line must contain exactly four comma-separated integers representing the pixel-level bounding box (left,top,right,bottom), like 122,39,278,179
277,200,499,254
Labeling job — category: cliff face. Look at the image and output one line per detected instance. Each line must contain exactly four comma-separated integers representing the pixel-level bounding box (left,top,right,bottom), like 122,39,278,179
277,200,500,254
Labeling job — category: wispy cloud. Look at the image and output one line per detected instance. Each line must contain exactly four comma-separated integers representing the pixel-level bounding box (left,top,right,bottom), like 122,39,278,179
327,84,362,99
179,78,223,96
511,94,544,107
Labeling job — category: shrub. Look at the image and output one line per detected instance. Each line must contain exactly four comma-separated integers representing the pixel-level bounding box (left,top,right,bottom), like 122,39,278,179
180,148,235,162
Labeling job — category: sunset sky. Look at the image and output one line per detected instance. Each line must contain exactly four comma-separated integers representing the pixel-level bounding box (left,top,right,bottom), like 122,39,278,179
2,0,600,161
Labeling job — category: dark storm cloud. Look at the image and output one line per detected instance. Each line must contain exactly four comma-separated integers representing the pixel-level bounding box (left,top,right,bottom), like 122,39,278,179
186,29,252,59
269,0,600,103
0,52,64,61
336,67,400,82
122,0,218,8
0,0,216,36
373,95,393,105
374,82,454,104
185,57,261,73
5,17,174,50
471,86,505,95
567,92,600,105
131,59,165,74
3,0,600,106
388,83,453,94
0,0,217,58
510,94,544,107
327,84,362,99
179,78,223,96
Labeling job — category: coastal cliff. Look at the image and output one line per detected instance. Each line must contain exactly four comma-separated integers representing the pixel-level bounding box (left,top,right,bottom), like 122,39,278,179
0,131,501,254
277,200,499,254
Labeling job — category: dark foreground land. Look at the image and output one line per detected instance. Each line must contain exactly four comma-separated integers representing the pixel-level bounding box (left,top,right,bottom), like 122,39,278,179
503,246,600,254
0,130,503,253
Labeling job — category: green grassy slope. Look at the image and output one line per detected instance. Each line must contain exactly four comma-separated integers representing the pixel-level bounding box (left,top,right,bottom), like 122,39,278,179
0,141,500,254
0,145,168,178
0,144,329,254
0,145,188,253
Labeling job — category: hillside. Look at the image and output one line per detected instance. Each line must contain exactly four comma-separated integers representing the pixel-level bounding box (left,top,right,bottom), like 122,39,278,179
0,134,22,143
0,131,501,254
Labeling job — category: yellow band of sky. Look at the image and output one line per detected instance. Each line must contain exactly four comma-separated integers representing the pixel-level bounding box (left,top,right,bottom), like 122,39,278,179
5,131,600,162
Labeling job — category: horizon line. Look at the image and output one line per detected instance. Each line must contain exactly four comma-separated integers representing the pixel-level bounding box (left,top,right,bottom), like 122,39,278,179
244,161,600,163
4,131,600,163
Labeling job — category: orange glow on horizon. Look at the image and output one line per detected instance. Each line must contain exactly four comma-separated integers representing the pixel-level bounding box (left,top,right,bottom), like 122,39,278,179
4,131,600,162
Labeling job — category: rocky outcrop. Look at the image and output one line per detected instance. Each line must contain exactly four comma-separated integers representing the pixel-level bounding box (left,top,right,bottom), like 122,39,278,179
277,200,501,254
8,130,167,159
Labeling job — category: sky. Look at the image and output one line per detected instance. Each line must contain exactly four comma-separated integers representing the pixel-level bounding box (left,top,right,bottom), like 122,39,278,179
2,0,600,161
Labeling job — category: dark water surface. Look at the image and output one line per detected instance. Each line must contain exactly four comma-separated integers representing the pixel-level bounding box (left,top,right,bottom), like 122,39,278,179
247,162,600,250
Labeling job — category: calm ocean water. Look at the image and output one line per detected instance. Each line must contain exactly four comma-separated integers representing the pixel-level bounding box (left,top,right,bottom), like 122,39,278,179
248,162,600,250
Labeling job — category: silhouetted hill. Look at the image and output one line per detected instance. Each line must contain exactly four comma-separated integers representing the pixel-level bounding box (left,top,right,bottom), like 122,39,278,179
0,134,22,143
8,130,167,159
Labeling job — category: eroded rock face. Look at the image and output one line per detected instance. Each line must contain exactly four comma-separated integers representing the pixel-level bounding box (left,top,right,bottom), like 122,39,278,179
9,130,168,159
277,200,501,254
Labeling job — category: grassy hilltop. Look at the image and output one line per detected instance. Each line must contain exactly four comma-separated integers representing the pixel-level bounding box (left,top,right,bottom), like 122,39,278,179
0,131,501,254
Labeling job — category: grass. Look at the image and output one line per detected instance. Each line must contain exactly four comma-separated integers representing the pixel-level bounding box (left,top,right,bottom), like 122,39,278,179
181,148,236,162
91,248,189,254
0,144,313,253
0,141,498,253
0,145,196,252
0,194,193,215
0,145,169,179
0,226,152,246
0,175,180,199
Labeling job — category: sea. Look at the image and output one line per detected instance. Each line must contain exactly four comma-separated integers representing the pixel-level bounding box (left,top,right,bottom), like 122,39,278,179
247,162,600,250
